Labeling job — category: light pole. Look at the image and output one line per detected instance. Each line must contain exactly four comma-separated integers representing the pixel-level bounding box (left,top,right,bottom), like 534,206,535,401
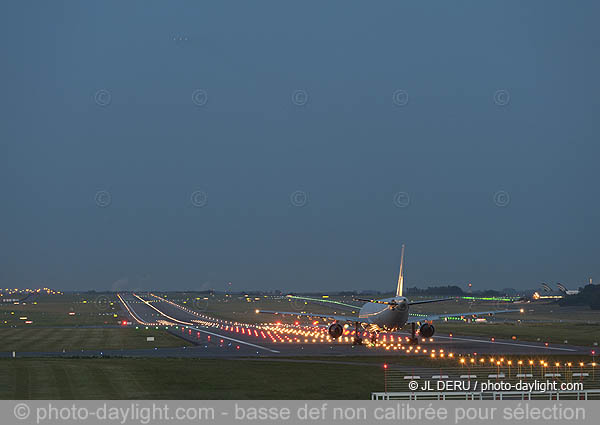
529,360,534,377
518,360,523,377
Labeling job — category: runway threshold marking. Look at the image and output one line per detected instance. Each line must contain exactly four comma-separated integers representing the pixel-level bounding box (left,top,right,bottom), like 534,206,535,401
132,293,280,354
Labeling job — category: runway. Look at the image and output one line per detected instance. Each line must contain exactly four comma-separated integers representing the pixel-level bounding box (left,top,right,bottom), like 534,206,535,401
112,292,593,358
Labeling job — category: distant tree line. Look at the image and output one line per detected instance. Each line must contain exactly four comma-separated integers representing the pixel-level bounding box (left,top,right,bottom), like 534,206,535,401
405,286,464,296
81,287,523,297
404,286,510,297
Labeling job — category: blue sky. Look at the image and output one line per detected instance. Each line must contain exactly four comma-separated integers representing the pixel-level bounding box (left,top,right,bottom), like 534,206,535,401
1,1,598,292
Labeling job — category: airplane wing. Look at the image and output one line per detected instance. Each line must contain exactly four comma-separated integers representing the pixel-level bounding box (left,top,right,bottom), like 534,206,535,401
408,298,454,306
256,309,364,324
406,308,521,323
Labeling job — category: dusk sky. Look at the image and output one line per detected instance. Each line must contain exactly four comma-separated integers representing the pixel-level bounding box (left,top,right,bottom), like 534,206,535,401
1,1,599,292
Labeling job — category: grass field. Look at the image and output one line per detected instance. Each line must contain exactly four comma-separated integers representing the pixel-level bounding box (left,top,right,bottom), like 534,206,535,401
433,322,600,347
0,293,124,327
0,328,188,352
2,355,597,399
0,358,383,399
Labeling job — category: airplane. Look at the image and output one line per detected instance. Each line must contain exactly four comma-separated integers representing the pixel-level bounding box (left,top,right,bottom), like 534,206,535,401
556,283,580,296
256,244,521,345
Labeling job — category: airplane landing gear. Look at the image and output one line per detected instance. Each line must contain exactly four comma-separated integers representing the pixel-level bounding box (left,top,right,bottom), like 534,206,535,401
409,322,419,345
352,321,363,345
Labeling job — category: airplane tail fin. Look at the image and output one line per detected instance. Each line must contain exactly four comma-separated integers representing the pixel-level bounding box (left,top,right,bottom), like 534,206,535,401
396,244,405,297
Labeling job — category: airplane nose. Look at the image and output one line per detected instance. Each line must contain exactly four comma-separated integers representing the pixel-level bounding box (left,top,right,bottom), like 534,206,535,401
395,299,408,311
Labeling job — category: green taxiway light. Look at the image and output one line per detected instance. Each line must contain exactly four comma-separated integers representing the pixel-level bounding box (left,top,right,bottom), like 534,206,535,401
461,296,515,302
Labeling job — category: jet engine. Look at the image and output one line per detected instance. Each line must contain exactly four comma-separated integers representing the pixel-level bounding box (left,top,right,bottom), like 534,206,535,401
419,323,435,338
328,323,343,339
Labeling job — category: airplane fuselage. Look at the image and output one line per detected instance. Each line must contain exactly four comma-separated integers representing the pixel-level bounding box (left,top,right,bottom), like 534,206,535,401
358,296,409,331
